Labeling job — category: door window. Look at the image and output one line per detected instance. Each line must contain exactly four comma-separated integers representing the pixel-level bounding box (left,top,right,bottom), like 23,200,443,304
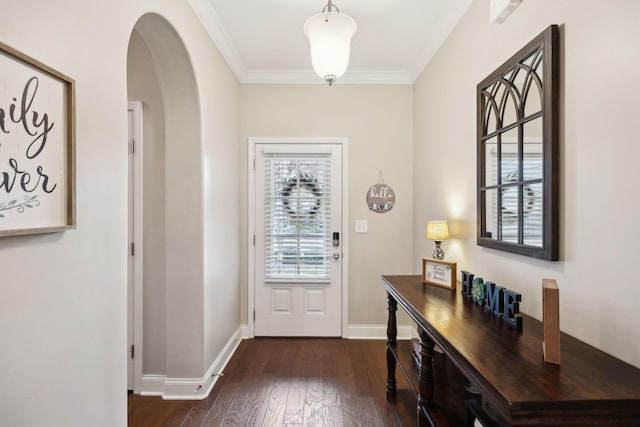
264,156,331,281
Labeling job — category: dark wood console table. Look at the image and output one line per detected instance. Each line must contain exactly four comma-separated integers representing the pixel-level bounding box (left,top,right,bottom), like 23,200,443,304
382,275,640,427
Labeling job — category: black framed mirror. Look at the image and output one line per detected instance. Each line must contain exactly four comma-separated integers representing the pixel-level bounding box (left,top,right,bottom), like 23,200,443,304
477,25,559,261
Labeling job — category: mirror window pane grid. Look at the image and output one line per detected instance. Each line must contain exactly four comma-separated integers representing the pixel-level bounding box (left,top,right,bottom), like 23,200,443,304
479,40,545,248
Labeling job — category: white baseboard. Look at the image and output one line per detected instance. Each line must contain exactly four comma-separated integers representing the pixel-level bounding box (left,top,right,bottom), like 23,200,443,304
140,375,165,396
347,324,417,340
240,324,252,339
240,323,417,340
140,326,243,400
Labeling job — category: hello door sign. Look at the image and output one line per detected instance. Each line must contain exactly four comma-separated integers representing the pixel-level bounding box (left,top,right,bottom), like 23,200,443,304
367,171,395,213
0,41,75,237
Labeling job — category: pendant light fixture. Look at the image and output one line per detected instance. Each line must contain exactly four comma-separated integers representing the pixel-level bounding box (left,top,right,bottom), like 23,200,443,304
303,0,357,86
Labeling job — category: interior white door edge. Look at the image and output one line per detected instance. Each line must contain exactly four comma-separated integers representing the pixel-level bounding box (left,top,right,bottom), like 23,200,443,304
127,101,144,393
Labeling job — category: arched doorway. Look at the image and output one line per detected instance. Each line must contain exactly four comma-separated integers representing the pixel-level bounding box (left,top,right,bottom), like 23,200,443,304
126,13,203,394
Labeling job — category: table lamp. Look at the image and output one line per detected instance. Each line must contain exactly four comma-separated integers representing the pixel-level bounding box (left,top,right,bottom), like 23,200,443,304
426,221,450,260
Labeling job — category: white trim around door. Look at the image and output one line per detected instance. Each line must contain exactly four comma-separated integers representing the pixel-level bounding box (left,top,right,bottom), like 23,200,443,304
247,137,349,338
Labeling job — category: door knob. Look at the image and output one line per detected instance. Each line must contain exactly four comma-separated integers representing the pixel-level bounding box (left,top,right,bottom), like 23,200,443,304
332,253,340,260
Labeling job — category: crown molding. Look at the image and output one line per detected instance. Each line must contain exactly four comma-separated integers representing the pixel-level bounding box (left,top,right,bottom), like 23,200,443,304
186,0,246,81
186,0,412,85
187,0,468,85
241,70,413,85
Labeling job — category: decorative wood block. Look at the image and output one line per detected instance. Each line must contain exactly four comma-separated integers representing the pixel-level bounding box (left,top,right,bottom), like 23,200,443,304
542,279,561,364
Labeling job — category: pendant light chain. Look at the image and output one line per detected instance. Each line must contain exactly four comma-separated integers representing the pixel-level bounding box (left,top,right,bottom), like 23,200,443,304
322,0,340,14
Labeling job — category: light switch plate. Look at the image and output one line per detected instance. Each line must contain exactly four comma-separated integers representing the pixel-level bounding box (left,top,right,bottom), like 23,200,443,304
355,220,368,233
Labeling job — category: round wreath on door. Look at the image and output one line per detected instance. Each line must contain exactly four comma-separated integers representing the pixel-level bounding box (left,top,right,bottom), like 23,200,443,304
280,173,323,218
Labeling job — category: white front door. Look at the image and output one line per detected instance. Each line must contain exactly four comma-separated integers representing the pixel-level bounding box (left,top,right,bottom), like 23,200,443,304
254,143,343,336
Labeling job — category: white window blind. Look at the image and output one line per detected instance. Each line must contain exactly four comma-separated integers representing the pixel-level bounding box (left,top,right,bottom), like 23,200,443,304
263,154,332,281
490,151,543,245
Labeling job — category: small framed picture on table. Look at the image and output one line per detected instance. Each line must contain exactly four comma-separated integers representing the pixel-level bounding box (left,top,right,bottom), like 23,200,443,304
422,258,457,290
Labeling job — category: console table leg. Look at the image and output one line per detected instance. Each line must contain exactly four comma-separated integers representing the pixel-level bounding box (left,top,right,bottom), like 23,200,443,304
418,329,435,426
386,292,398,400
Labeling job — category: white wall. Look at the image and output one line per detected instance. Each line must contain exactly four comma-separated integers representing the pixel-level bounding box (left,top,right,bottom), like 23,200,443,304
413,0,640,368
0,1,240,425
199,24,242,374
240,84,414,329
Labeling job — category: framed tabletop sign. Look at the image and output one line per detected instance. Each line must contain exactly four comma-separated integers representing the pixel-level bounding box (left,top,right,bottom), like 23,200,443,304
0,41,75,237
422,258,457,290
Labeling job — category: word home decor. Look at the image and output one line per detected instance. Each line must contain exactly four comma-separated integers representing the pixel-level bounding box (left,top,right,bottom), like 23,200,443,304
461,270,522,328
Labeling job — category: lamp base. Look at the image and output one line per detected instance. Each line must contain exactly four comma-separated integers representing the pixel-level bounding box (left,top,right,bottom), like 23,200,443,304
432,242,445,260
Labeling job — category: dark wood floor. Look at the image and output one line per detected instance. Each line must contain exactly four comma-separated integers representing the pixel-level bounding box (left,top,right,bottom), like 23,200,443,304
128,338,401,427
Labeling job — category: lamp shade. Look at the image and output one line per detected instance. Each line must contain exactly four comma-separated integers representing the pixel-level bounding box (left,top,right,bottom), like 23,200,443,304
426,221,450,241
303,11,357,84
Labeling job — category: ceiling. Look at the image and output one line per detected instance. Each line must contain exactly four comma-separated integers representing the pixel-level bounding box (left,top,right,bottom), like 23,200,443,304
187,0,473,84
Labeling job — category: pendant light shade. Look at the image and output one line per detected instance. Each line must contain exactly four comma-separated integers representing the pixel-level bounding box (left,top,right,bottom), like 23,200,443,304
304,2,357,85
